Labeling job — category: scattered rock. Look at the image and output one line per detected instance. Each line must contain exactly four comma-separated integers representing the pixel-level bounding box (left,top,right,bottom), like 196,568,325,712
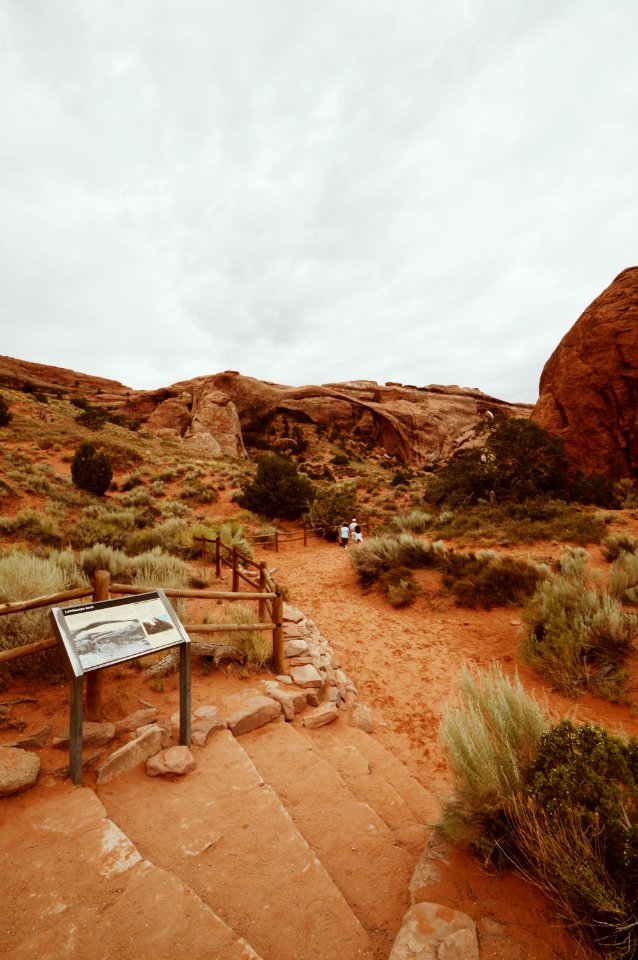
302,704,339,729
13,724,52,750
263,681,307,721
352,704,374,733
114,707,159,732
284,638,309,657
137,718,171,748
226,694,282,737
146,746,197,777
191,706,226,745
389,903,479,960
0,745,40,796
53,721,116,749
289,664,324,689
96,726,164,785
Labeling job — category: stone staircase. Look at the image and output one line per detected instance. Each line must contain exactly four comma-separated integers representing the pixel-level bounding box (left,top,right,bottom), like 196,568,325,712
96,713,437,960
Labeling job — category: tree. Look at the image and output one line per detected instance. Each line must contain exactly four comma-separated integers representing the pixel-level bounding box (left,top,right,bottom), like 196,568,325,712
238,454,315,519
71,441,113,496
307,481,358,539
426,416,570,506
0,393,11,427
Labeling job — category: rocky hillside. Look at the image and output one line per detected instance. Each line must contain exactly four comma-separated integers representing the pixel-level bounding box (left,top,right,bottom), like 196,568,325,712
532,266,638,479
0,356,531,467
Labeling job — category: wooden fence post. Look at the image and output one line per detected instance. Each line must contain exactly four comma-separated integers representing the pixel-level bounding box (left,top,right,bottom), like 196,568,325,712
215,536,221,578
275,531,279,553
303,526,307,546
272,593,284,674
201,537,207,564
258,563,267,621
232,546,239,593
85,569,110,721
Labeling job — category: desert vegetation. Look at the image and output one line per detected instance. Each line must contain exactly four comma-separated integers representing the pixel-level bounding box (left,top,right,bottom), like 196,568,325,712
440,666,638,959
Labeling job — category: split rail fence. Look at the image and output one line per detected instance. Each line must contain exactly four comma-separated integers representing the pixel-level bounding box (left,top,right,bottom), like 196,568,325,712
0,544,285,720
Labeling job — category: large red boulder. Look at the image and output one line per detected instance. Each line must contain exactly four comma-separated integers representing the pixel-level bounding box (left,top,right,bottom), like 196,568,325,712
532,267,638,478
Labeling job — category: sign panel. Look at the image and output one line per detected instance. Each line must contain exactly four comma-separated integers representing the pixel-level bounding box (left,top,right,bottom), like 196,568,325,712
52,590,189,675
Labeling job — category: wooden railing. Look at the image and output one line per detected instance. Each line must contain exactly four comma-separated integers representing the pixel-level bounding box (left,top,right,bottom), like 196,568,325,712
0,559,285,720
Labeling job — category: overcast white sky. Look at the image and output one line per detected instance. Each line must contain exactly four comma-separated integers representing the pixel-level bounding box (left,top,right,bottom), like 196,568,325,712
1,1,636,403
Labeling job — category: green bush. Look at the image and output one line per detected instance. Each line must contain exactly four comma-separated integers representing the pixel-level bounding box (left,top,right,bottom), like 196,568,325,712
71,441,113,496
386,510,433,534
431,500,607,547
378,566,419,607
609,550,638,605
238,454,315,520
442,552,544,609
515,720,638,956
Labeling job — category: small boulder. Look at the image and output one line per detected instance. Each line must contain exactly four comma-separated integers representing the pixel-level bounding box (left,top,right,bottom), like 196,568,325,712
290,664,324,689
0,746,40,796
302,704,339,729
147,746,196,778
115,707,159,732
389,903,478,960
53,721,116,749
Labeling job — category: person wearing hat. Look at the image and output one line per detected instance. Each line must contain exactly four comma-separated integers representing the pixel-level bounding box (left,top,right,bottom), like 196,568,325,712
349,517,363,545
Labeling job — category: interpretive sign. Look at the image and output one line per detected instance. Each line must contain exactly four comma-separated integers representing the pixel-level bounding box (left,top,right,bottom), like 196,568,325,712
52,590,188,675
51,589,191,785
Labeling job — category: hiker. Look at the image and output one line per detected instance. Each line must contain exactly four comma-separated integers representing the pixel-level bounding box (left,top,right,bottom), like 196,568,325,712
339,522,350,549
350,518,363,545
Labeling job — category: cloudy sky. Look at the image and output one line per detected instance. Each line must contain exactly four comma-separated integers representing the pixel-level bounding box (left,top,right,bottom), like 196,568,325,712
1,1,636,403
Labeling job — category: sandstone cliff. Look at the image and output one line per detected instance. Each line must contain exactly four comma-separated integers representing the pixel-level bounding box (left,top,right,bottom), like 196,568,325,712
0,356,531,466
532,267,638,479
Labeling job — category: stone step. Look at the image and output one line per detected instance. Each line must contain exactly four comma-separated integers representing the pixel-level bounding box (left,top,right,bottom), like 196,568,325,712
98,727,372,960
297,724,432,855
0,786,263,960
305,722,440,827
240,720,414,957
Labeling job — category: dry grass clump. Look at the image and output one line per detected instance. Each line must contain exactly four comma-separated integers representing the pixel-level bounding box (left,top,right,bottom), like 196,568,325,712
521,548,637,700
608,550,638,605
0,507,63,547
602,531,638,562
378,566,420,607
386,509,433,534
0,549,89,680
439,664,548,862
203,602,271,669
351,533,444,586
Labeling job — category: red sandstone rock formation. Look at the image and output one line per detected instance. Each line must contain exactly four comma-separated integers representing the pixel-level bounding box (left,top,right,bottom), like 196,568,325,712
532,267,638,479
0,356,531,466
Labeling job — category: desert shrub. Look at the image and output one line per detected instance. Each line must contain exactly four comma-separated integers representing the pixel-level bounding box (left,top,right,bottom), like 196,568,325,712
431,500,606,547
442,553,544,609
306,481,358,539
204,602,271,668
378,566,420,607
130,548,190,621
124,518,188,557
0,394,12,426
179,521,253,562
71,441,113,496
158,499,191,519
608,550,638,606
521,550,637,698
602,531,638,562
179,480,218,504
613,477,638,509
0,549,89,678
438,664,548,863
238,454,315,520
150,480,165,497
120,486,154,508
120,470,144,491
351,533,445,586
508,720,638,956
67,505,138,550
387,509,433,534
78,544,132,580
0,508,63,547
